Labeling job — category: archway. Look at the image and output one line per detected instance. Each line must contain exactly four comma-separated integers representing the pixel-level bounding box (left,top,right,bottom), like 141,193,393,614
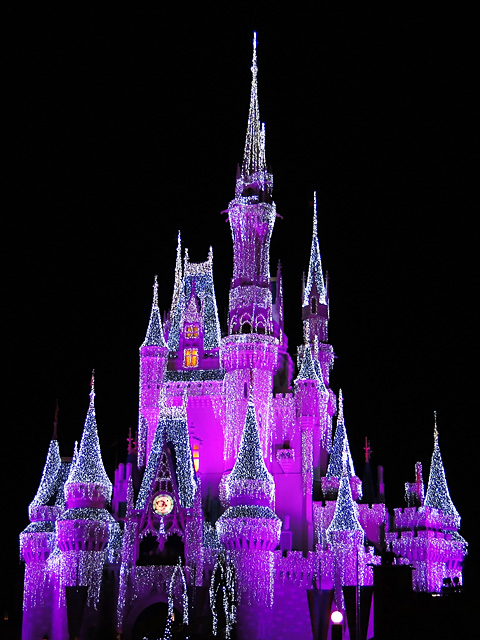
131,601,182,640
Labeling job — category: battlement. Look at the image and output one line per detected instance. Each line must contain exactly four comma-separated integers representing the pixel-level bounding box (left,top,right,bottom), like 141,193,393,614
164,379,224,398
65,482,108,508
392,505,460,532
28,504,63,523
56,519,109,552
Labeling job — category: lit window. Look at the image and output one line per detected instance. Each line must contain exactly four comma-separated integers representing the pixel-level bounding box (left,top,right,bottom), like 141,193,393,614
184,348,199,368
193,444,200,473
185,325,199,339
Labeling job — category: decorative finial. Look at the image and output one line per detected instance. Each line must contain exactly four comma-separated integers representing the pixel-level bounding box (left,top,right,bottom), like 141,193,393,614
434,410,439,445
208,245,213,263
153,275,159,308
252,31,258,79
313,191,318,239
364,437,372,463
338,389,344,423
89,370,95,408
52,399,59,440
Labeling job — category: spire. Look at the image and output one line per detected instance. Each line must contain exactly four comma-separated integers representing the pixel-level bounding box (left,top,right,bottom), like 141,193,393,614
424,412,460,523
171,231,183,313
326,390,356,479
326,459,363,535
295,344,326,394
242,32,266,177
303,192,326,306
30,439,62,508
141,275,167,348
65,373,112,502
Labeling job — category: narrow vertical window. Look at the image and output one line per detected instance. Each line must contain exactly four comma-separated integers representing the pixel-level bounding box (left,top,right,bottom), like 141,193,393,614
184,348,199,368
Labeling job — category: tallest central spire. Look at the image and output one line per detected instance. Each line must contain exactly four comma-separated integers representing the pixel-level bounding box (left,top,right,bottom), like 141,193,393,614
242,32,266,178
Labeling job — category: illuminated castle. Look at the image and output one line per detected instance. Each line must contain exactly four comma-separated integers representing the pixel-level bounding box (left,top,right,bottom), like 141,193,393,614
20,35,467,640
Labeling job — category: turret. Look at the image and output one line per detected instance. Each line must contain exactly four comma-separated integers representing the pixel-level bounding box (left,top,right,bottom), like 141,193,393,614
221,34,279,464
225,32,277,336
325,448,367,601
387,413,468,592
299,193,334,387
55,374,118,615
138,275,168,466
20,404,71,640
216,396,281,617
322,390,362,500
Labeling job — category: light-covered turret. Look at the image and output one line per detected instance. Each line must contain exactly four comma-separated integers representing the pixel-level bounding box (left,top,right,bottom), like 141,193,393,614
387,413,468,592
55,375,118,619
216,396,281,619
322,390,362,500
138,275,169,466
221,34,279,465
20,405,71,640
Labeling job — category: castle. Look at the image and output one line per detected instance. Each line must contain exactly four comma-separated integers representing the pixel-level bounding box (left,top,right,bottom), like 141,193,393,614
20,34,468,640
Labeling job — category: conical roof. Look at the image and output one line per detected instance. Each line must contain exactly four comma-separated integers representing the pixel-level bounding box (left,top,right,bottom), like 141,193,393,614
141,275,167,348
326,390,356,479
64,376,112,502
303,192,326,306
242,32,266,178
424,415,460,525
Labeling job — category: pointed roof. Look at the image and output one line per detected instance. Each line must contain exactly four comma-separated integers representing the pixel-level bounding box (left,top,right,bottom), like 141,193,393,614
141,275,167,348
168,248,221,352
29,438,61,507
64,373,112,502
136,415,197,510
326,390,356,479
242,32,266,178
424,413,460,523
303,192,326,307
295,344,327,395
326,471,363,535
171,231,183,313
230,399,272,483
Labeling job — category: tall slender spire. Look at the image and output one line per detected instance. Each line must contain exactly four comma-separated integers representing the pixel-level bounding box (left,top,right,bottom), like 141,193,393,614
171,231,183,313
424,412,460,524
326,390,356,479
242,32,266,177
142,275,167,348
303,192,326,306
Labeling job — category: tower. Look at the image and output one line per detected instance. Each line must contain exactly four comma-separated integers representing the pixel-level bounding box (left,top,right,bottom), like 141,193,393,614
221,33,279,465
138,276,168,467
387,414,468,592
53,375,119,640
216,396,281,638
20,407,70,640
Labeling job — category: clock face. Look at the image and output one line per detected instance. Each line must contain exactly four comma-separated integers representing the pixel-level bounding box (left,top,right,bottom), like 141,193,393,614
152,493,174,516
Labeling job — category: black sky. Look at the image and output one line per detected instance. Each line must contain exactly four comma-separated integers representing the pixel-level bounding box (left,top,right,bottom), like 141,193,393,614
3,5,477,625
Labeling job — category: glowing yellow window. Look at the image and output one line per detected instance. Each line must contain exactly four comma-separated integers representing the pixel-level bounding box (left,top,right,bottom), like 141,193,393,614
184,348,199,368
193,444,200,473
185,325,199,339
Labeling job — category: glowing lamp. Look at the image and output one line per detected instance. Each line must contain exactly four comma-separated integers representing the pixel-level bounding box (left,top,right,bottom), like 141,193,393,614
331,610,343,624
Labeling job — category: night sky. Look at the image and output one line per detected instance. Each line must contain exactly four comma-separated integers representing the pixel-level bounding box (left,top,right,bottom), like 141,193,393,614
3,5,477,628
